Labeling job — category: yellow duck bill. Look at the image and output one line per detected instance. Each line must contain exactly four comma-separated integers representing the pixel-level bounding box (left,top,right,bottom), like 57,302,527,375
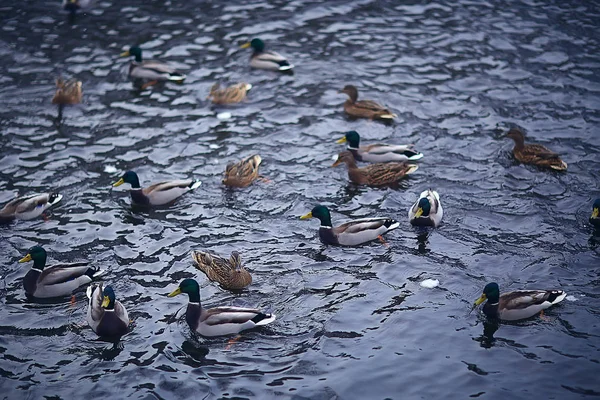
299,211,313,220
167,287,182,297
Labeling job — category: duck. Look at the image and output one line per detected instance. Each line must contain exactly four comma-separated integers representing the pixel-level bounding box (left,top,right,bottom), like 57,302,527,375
0,193,63,223
87,284,129,338
506,128,567,171
336,130,423,163
207,82,252,105
167,278,276,337
192,250,252,290
112,170,201,206
472,282,566,321
408,190,443,227
62,0,91,15
339,85,396,120
120,46,186,89
590,199,600,228
52,77,82,106
19,245,105,298
332,151,418,186
300,205,399,246
222,155,262,188
240,38,294,72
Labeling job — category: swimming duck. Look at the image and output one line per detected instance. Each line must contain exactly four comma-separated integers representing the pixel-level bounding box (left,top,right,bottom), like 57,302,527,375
0,193,63,223
19,245,105,298
339,85,396,120
112,171,201,206
590,199,600,228
472,282,566,321
207,82,252,105
222,155,262,188
192,250,252,290
120,46,186,89
300,205,399,246
52,78,82,105
240,38,294,72
87,284,129,338
506,128,567,171
408,190,443,227
336,130,423,163
332,151,418,186
167,278,276,337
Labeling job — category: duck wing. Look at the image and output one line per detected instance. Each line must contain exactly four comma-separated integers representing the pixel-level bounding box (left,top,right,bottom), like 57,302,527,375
202,306,265,325
38,262,92,285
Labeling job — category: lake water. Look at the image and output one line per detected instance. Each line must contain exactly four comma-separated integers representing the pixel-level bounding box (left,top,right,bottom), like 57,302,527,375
1,0,599,398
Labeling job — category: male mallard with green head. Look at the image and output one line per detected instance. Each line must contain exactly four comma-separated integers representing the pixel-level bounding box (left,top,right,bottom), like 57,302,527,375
19,245,105,298
120,46,186,89
240,38,293,72
167,279,275,337
112,171,201,206
336,130,423,163
87,284,129,338
300,205,399,246
472,282,566,321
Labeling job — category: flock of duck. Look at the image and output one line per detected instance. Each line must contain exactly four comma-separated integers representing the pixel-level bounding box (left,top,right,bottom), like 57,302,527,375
3,17,600,341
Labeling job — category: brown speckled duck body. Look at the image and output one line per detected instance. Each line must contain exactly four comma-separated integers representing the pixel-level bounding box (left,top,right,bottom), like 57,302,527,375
332,151,418,186
339,85,396,120
506,128,567,171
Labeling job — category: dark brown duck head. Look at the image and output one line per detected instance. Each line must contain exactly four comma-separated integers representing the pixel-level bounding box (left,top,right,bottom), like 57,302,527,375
332,151,358,168
506,128,525,147
339,85,358,103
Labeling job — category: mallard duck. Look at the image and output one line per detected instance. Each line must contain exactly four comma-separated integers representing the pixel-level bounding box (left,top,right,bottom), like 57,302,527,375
192,250,252,290
222,155,262,188
472,282,566,321
590,199,600,228
0,193,62,223
207,82,252,105
112,170,201,206
87,284,129,338
120,46,186,88
52,78,82,105
332,151,418,186
408,190,443,227
339,85,396,120
506,128,567,171
167,278,276,337
240,38,294,72
336,130,423,163
62,0,91,16
19,245,105,298
300,205,399,246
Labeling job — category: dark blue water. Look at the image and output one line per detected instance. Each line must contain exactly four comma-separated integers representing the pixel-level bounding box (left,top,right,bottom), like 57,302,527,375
1,0,599,398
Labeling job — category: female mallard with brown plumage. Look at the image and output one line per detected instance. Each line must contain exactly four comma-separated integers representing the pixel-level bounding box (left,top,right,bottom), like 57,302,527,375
222,155,262,187
52,78,82,105
332,151,418,186
506,128,567,171
192,250,252,290
207,83,252,105
336,130,423,163
120,46,186,89
0,193,63,223
112,170,201,206
339,85,396,120
300,205,399,246
472,282,566,321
